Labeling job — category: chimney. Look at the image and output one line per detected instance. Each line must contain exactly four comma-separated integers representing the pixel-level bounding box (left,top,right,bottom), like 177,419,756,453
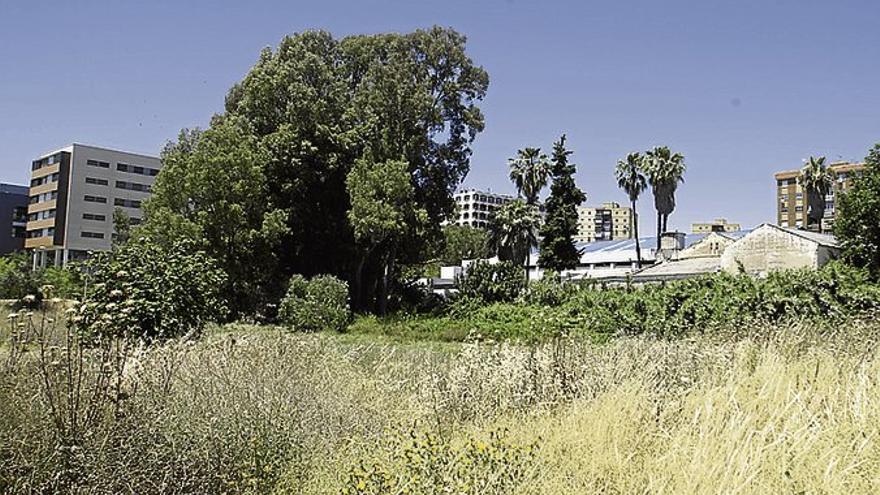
658,231,686,261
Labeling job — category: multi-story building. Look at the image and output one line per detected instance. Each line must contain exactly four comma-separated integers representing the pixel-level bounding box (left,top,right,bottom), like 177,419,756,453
25,144,161,268
451,189,515,229
0,183,28,255
575,202,634,243
691,218,741,234
775,161,865,231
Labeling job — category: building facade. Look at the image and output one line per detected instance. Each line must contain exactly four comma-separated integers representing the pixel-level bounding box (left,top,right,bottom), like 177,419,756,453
575,202,634,243
775,161,865,232
25,144,161,267
0,183,28,255
691,218,741,234
451,189,514,229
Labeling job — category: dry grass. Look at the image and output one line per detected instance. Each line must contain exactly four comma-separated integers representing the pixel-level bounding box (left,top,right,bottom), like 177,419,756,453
1,314,880,493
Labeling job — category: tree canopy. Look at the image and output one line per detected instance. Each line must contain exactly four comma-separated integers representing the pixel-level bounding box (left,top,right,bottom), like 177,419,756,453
835,144,880,275
143,27,489,315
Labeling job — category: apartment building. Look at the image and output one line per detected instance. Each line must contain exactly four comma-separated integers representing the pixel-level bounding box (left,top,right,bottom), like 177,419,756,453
25,144,161,267
451,189,515,229
775,161,865,232
0,183,28,255
575,202,634,243
691,218,741,234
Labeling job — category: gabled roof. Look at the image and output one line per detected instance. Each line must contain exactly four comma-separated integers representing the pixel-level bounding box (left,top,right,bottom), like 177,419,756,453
757,223,839,248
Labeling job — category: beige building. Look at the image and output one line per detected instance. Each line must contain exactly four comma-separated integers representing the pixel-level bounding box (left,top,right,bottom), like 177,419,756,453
775,161,865,232
576,202,634,243
25,144,161,267
691,218,740,234
720,224,839,275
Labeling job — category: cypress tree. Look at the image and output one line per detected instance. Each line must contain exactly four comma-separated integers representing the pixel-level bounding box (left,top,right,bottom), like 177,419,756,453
538,135,586,272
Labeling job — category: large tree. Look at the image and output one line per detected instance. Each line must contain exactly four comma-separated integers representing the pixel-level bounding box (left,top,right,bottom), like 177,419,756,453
834,144,880,275
143,117,288,317
538,135,586,272
799,155,832,232
643,146,686,253
508,147,551,205
153,27,488,314
488,199,542,280
615,152,648,268
346,158,426,315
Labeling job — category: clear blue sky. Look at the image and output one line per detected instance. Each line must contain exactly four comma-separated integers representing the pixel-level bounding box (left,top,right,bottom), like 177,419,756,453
1,0,878,233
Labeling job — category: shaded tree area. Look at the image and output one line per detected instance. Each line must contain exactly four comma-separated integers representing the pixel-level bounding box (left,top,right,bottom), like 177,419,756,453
143,27,489,315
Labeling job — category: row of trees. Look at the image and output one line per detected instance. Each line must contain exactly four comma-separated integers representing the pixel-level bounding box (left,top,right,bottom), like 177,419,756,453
472,142,688,278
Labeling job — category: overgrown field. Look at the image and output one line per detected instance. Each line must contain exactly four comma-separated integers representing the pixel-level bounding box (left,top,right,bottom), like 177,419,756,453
2,311,880,493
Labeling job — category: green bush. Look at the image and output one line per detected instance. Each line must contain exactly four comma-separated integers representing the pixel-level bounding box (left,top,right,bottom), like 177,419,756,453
74,238,227,340
279,274,351,332
457,261,524,304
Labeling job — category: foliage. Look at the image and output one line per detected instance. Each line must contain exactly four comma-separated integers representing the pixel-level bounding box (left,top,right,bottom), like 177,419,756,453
487,200,541,269
538,135,586,272
343,429,538,494
799,155,832,231
438,224,490,266
346,158,427,313
144,117,287,318
0,253,42,300
111,207,131,247
74,238,227,340
508,147,551,205
0,253,81,301
220,27,489,314
279,274,351,333
615,152,647,267
456,261,525,304
835,144,880,275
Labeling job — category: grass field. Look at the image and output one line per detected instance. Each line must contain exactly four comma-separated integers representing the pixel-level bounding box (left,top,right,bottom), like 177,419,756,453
2,310,879,493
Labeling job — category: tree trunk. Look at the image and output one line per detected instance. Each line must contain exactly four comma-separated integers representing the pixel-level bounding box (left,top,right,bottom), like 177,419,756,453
632,200,642,269
656,212,662,258
352,254,366,311
377,245,396,316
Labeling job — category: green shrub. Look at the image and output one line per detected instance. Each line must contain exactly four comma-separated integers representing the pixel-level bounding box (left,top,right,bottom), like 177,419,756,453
457,261,524,304
279,274,351,332
0,253,41,300
74,238,227,340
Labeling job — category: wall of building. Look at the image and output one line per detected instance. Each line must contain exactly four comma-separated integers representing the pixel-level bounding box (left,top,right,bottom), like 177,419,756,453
0,184,28,255
720,225,834,274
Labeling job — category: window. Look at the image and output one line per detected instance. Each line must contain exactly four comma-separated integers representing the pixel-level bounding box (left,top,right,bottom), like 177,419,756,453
84,195,107,203
82,213,106,221
87,159,110,168
81,231,105,239
115,180,151,192
114,198,141,208
130,217,142,225
795,206,803,212
86,177,109,186
118,162,160,176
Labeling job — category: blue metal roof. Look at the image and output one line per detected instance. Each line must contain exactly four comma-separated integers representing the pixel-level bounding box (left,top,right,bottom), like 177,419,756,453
530,230,752,256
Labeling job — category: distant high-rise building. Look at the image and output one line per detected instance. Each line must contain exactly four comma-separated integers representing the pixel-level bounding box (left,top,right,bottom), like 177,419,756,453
691,218,741,234
0,183,28,255
25,144,162,268
576,202,634,243
775,161,865,232
450,189,515,229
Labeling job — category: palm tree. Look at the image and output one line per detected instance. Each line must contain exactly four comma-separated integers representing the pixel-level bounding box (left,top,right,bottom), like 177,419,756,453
488,199,541,281
508,147,551,205
643,146,686,254
615,152,648,268
799,155,832,232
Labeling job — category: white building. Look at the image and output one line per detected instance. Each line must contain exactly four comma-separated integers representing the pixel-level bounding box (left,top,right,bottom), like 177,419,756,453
450,189,515,229
25,144,162,267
